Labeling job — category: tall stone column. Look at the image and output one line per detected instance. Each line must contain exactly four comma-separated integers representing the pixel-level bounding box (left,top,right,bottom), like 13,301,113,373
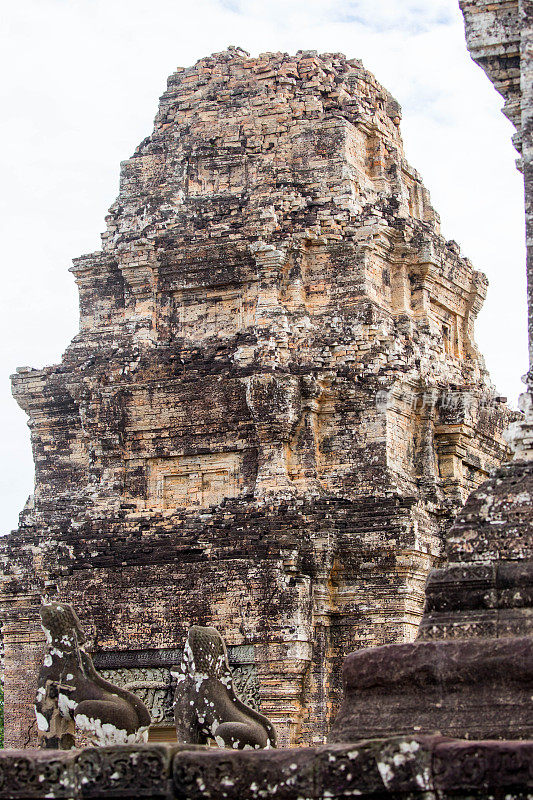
522,0,533,366
460,0,533,455
519,0,533,447
505,0,533,455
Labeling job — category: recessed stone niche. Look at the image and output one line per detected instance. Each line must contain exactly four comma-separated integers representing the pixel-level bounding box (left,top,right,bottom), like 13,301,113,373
147,452,243,509
172,285,252,340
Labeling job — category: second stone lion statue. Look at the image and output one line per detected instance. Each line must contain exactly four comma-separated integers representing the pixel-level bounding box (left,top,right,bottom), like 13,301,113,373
173,625,277,749
36,602,151,748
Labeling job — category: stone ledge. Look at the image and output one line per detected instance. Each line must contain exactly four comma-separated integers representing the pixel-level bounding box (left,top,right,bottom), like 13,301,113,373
0,738,531,799
341,637,532,689
329,637,533,742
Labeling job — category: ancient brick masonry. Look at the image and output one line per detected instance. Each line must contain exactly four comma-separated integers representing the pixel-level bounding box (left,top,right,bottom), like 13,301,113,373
329,0,533,746
0,48,512,748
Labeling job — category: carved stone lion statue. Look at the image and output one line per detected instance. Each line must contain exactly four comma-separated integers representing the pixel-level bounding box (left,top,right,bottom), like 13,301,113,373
173,625,277,749
36,602,151,748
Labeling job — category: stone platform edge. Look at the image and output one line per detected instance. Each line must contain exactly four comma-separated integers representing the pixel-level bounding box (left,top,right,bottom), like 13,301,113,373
0,736,531,799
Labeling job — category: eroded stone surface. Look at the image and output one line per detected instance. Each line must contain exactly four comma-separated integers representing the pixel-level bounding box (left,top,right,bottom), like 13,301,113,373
419,460,533,640
328,636,533,742
460,0,533,448
417,0,533,645
172,625,276,749
0,48,513,748
329,1,533,746
0,738,531,799
36,603,151,748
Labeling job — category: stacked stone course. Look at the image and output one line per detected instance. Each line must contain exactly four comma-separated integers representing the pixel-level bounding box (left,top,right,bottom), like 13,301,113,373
0,47,513,748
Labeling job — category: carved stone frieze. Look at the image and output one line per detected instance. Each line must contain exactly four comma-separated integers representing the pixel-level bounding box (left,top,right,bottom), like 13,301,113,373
98,645,259,727
75,746,171,798
0,738,531,799
0,751,77,799
99,668,175,726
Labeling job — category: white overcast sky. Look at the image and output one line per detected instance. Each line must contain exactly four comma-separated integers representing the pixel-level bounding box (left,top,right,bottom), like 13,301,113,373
0,0,527,535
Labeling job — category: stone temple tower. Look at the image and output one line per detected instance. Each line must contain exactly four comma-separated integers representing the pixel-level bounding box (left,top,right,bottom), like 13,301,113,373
0,48,513,748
